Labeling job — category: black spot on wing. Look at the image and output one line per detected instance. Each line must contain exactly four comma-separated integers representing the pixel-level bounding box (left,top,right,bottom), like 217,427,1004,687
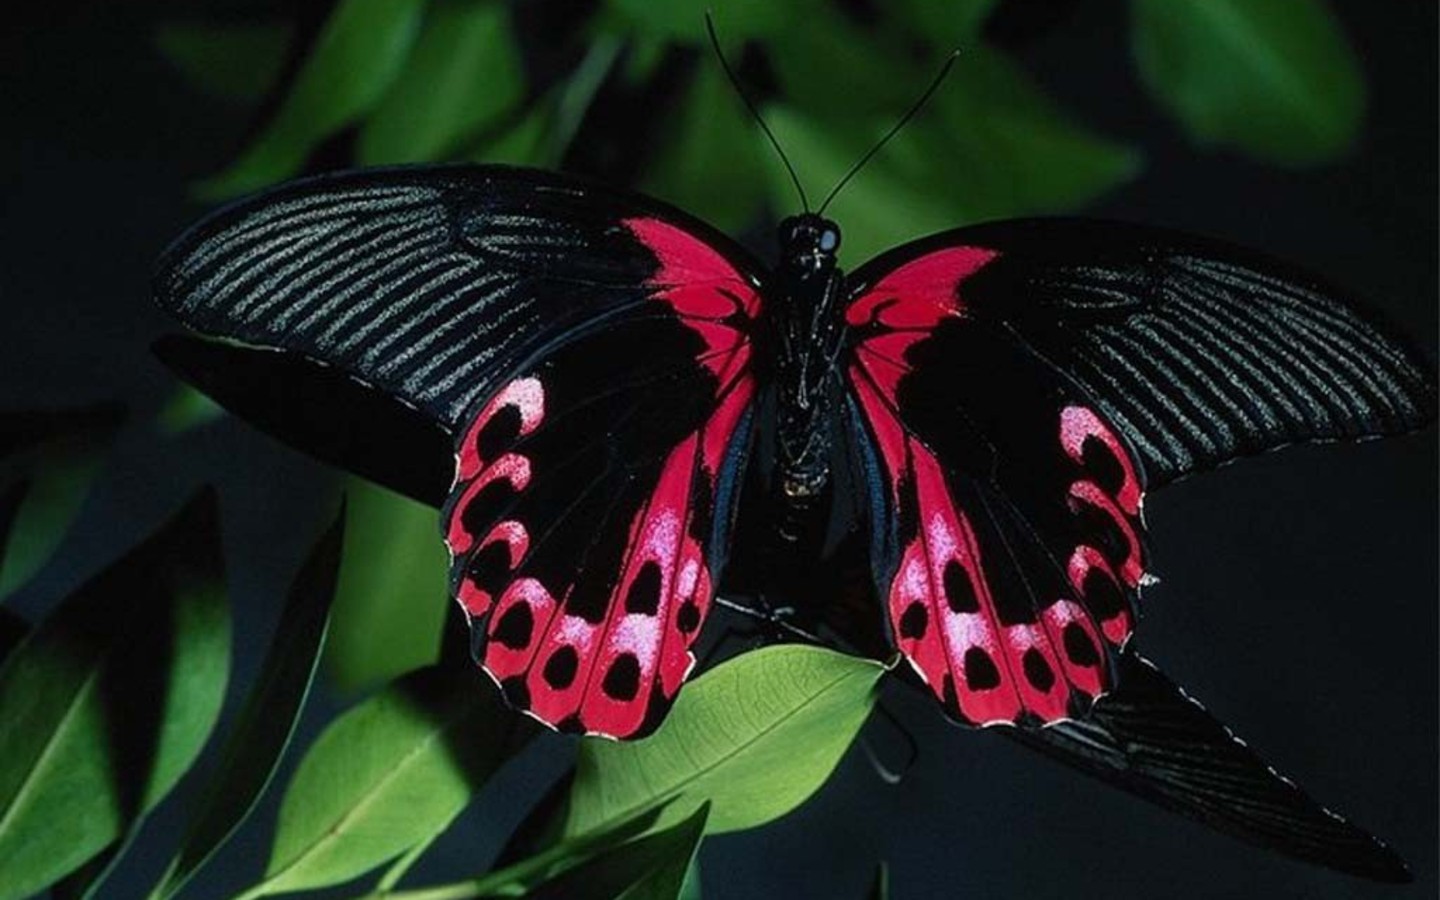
942,561,979,613
465,541,512,597
1023,648,1056,692
623,561,663,615
963,647,1001,691
493,603,534,650
899,601,929,639
1062,621,1101,667
676,599,702,634
476,405,522,461
602,653,642,701
542,645,579,689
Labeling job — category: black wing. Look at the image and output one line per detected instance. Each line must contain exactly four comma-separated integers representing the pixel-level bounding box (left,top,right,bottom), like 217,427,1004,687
847,218,1436,490
155,165,766,739
154,164,762,430
1002,648,1411,883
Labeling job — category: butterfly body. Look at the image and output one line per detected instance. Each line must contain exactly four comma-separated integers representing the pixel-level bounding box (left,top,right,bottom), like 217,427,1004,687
762,214,848,536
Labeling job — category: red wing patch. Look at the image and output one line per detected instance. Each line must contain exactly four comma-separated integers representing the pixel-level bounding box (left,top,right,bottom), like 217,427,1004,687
442,216,757,739
847,246,1150,727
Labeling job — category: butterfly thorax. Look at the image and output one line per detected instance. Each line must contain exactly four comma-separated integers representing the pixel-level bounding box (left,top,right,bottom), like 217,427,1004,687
769,214,846,521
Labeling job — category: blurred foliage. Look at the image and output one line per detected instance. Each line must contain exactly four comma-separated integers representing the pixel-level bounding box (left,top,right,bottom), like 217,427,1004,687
161,0,1364,254
0,1,1374,898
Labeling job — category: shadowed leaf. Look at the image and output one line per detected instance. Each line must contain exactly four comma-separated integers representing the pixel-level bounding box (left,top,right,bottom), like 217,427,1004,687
0,404,124,599
157,383,225,435
608,0,791,43
1131,0,1364,165
154,21,294,103
0,490,229,900
566,645,883,839
197,0,426,198
530,802,708,900
152,506,345,900
868,862,889,900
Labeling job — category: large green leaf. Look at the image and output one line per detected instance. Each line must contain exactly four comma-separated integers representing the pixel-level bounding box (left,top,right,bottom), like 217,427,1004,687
566,645,883,839
198,0,426,198
530,803,708,900
242,666,518,897
1131,0,1364,165
0,490,229,900
358,1,524,164
0,405,123,599
154,21,295,103
642,64,764,232
765,48,1137,262
152,507,344,900
323,477,448,694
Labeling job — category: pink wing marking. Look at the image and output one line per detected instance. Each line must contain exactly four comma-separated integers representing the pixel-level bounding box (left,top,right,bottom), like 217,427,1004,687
845,247,997,330
526,376,751,738
444,217,759,739
455,377,545,484
848,245,1120,726
1057,403,1148,647
854,369,1073,724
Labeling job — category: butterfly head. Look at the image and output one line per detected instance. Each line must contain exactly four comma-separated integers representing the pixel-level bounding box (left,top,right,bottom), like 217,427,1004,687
779,214,842,275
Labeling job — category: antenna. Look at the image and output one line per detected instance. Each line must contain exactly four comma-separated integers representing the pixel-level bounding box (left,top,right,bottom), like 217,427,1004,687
705,12,810,212
817,50,961,215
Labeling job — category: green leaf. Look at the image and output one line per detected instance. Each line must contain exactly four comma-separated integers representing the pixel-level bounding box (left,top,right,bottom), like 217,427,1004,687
324,477,448,694
157,383,225,435
245,666,518,897
892,0,998,49
606,0,792,43
530,802,708,900
365,802,667,900
152,507,344,900
0,404,124,599
678,855,701,900
197,0,426,198
765,49,1137,262
154,21,294,103
1131,0,1364,165
642,64,764,232
566,645,883,839
0,490,229,900
358,1,524,164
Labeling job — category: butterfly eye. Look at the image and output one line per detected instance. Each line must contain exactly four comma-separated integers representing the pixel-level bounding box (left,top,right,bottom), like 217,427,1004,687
819,228,839,252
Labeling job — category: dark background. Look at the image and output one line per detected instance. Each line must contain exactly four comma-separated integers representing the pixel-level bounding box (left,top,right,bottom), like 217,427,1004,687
2,2,1434,898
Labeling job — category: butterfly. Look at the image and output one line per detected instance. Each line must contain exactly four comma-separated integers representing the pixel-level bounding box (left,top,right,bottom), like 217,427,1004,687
153,163,1433,880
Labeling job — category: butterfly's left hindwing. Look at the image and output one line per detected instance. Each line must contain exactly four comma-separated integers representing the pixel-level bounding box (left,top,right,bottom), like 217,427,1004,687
442,217,758,739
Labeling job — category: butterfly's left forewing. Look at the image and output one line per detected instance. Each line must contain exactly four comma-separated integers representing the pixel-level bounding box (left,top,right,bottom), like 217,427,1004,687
844,247,1145,726
442,217,759,739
